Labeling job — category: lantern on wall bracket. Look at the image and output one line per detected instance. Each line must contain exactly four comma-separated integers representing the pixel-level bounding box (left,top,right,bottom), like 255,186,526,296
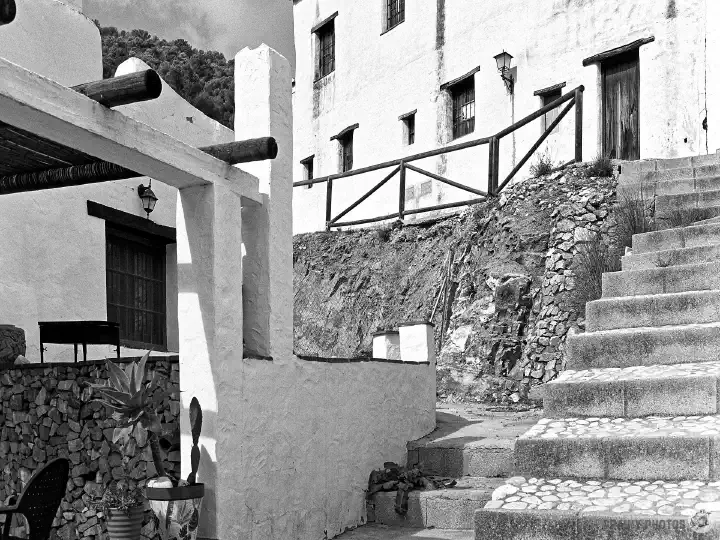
137,181,158,219
494,51,515,95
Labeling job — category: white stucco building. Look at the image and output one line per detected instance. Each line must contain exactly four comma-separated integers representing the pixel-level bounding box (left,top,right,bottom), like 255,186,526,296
291,0,720,233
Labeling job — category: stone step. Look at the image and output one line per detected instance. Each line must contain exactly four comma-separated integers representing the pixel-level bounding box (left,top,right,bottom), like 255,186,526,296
620,154,720,176
543,361,720,418
618,175,720,201
336,525,473,540
586,290,720,332
602,261,720,298
656,189,720,216
369,477,504,530
621,243,720,271
408,407,539,478
632,222,720,254
566,322,720,370
477,477,720,540
514,415,720,481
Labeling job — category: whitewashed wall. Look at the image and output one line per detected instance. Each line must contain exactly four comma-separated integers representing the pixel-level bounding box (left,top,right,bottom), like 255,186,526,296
292,0,717,233
0,5,234,362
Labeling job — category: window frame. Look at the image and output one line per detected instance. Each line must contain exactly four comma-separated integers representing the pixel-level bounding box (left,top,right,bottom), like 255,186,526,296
339,132,354,173
313,13,338,81
383,0,405,33
450,77,476,140
399,109,417,146
300,155,315,189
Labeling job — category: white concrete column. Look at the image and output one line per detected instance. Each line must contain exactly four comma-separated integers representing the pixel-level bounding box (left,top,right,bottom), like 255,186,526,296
176,183,245,540
234,45,294,360
372,330,401,360
398,322,435,364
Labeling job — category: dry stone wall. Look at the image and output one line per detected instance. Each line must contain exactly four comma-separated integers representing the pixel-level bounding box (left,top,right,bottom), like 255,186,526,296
0,358,179,540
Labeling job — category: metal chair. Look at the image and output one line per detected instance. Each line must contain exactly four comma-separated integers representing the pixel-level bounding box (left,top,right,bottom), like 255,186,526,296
0,458,70,540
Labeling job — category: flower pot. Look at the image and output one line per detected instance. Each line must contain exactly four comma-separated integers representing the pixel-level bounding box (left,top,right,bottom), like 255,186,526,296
105,506,144,540
146,482,204,540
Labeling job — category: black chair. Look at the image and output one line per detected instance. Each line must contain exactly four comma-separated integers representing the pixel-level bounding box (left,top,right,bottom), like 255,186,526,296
0,458,70,540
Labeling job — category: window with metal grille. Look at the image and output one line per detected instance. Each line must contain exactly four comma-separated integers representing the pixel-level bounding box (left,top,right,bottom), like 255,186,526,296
340,132,353,172
106,226,166,350
301,155,314,189
451,77,475,139
317,21,335,79
386,0,405,30
405,113,415,145
405,186,416,200
541,89,562,135
420,181,432,196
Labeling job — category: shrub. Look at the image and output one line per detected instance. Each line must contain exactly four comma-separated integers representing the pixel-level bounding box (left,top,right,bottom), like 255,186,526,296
656,207,715,230
567,234,621,317
612,193,654,251
529,151,555,177
586,154,614,178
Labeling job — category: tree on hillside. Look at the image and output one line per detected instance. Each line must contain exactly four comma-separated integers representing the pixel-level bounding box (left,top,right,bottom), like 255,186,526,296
96,23,235,128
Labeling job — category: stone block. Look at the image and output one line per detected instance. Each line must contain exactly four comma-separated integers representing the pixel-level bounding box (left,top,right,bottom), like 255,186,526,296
624,375,717,417
475,508,579,540
514,437,605,479
605,436,710,480
544,379,624,418
579,511,713,540
371,492,424,528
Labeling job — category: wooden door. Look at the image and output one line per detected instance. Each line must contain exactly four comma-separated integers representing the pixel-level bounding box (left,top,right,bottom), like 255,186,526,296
602,50,640,160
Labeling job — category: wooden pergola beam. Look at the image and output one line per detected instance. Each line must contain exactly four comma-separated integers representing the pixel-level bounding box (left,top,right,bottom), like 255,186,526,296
0,0,15,26
0,137,279,195
72,70,162,108
0,57,261,204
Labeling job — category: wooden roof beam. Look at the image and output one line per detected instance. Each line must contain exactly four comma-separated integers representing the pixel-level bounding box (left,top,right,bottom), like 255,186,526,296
0,0,16,26
72,70,163,108
0,57,262,204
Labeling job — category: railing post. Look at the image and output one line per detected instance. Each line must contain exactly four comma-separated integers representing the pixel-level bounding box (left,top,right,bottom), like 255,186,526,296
575,87,583,163
398,161,406,221
488,137,496,195
492,137,500,195
325,177,333,231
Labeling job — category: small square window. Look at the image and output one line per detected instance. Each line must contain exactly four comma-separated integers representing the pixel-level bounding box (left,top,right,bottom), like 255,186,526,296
316,20,335,79
420,181,432,196
301,156,314,189
339,132,353,172
451,78,475,140
540,89,562,135
405,186,416,200
386,0,405,31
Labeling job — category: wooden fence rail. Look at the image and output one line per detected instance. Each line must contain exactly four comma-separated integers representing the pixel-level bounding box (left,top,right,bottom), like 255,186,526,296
294,86,584,230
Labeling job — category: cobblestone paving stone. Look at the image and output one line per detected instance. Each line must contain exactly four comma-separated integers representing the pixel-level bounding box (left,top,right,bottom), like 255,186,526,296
485,477,720,515
554,361,720,383
521,415,720,439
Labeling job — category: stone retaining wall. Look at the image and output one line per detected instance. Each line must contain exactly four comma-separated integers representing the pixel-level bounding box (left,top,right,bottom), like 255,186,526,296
0,357,180,540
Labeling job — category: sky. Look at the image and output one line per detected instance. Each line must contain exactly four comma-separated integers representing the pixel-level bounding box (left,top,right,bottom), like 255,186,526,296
83,0,296,71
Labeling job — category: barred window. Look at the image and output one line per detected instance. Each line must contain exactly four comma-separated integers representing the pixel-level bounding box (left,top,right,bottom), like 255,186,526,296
106,226,166,349
340,132,353,172
386,0,405,30
451,78,475,139
317,21,335,79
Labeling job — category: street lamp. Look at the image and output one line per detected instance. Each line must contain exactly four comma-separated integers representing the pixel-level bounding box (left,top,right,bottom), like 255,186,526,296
137,182,158,219
494,51,515,94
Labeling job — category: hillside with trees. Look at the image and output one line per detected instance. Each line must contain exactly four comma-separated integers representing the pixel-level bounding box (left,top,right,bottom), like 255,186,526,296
97,24,234,128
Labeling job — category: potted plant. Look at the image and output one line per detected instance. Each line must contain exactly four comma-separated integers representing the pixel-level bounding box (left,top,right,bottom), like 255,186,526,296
89,351,205,540
93,477,145,540
145,397,205,540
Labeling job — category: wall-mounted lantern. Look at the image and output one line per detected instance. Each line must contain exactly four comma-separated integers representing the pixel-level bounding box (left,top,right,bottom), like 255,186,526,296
137,182,158,219
494,51,515,95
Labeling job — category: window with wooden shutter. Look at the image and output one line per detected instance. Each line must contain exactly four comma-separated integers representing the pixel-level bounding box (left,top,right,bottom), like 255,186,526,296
340,132,353,172
106,226,166,350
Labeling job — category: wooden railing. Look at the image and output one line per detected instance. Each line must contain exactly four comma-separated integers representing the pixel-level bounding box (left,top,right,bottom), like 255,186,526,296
294,85,584,230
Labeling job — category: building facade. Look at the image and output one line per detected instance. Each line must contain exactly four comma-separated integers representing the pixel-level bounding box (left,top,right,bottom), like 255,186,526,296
291,0,720,233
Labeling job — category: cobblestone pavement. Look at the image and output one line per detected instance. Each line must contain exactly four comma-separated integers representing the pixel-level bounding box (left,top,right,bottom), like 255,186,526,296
556,361,720,383
521,415,720,439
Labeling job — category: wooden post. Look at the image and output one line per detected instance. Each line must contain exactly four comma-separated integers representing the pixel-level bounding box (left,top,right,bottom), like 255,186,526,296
0,0,15,26
325,177,333,231
488,137,496,195
398,161,406,221
72,70,162,108
492,138,500,195
575,87,584,163
200,137,278,165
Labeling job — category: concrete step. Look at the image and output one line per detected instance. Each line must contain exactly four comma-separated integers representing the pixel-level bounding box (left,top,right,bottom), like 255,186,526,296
695,215,720,226
369,477,504,530
656,189,720,216
566,322,720,370
618,175,720,202
514,415,720,481
586,290,720,332
543,361,720,418
477,477,720,540
336,525,473,540
602,261,720,298
620,154,720,176
632,222,720,254
408,406,540,478
621,243,720,271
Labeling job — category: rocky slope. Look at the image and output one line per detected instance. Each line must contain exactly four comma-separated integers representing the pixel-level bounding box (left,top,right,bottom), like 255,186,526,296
293,163,618,402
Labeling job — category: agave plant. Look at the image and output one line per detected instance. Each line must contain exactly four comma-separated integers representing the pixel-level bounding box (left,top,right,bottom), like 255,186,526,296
88,351,170,478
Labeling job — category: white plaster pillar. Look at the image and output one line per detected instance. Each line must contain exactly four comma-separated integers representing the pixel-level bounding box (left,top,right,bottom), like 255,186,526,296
372,330,401,360
398,322,435,364
176,183,245,540
234,45,294,361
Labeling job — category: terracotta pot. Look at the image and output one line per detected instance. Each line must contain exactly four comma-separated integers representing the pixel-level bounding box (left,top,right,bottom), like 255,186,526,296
145,483,204,540
105,505,144,540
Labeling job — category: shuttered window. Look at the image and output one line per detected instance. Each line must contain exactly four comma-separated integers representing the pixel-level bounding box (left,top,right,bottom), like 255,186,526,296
540,89,562,135
340,132,353,172
106,226,166,349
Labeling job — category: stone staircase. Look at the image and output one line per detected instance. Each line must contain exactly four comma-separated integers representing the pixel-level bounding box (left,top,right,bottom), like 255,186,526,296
476,152,720,539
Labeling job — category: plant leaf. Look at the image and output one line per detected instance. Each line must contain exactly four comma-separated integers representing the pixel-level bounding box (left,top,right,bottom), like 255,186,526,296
112,425,133,444
127,363,137,395
139,411,162,433
135,350,151,391
134,423,148,447
105,359,131,393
